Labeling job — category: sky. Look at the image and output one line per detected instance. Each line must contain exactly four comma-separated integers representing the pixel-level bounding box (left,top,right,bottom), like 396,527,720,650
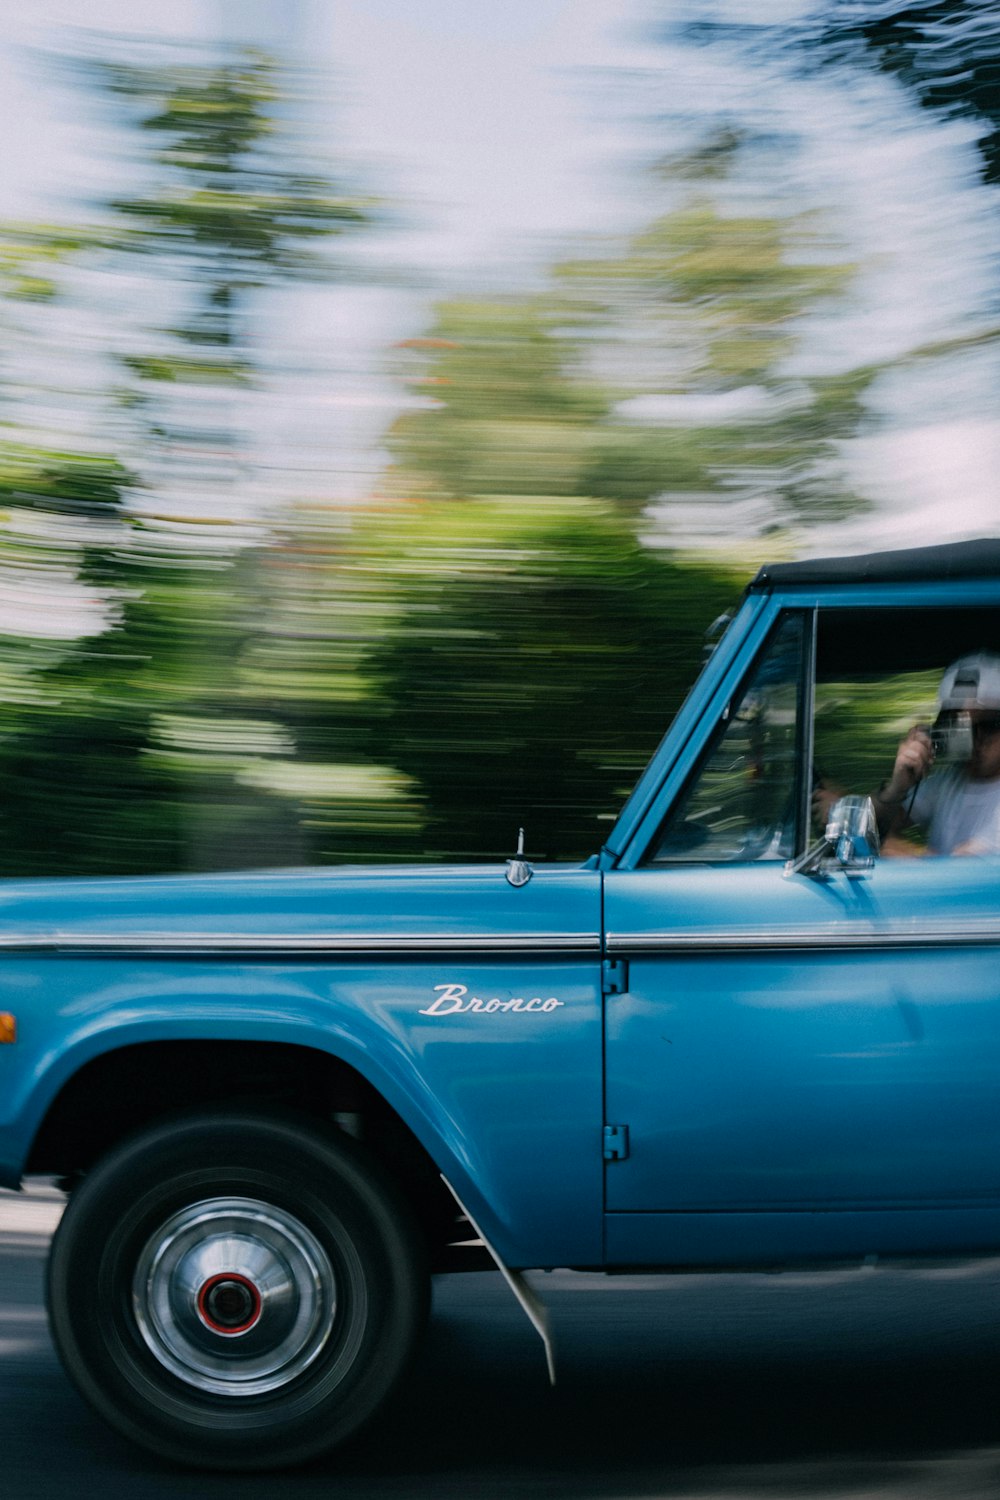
1,0,999,559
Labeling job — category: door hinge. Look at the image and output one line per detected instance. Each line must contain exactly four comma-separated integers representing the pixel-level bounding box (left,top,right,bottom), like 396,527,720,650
602,958,629,995
603,1123,630,1161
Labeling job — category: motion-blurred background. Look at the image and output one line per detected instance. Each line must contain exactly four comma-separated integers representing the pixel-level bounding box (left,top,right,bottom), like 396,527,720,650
0,0,997,876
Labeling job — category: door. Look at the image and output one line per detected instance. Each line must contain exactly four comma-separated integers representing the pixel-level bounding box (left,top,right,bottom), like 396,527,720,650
603,607,1000,1264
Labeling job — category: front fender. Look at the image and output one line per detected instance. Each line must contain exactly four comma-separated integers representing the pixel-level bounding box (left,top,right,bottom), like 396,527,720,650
2,953,603,1268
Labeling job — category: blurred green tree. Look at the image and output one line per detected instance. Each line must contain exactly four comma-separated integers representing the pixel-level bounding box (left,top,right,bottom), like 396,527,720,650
388,137,875,533
0,45,370,875
238,488,741,864
252,163,859,859
365,499,739,860
298,143,869,860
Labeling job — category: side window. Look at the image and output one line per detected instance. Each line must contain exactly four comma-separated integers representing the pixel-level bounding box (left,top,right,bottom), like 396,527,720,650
813,666,937,848
648,612,807,864
811,603,1000,856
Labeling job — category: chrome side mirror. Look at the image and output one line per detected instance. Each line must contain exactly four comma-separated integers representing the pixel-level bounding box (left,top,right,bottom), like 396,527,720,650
826,794,880,870
785,794,880,879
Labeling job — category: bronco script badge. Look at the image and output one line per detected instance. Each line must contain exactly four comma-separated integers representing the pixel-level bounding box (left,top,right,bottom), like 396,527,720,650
419,982,565,1016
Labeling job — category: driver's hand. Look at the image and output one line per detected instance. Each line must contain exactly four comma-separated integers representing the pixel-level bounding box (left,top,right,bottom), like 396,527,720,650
952,838,988,856
886,726,933,801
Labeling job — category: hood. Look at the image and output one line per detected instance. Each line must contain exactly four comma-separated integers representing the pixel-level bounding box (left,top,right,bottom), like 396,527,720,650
0,861,601,951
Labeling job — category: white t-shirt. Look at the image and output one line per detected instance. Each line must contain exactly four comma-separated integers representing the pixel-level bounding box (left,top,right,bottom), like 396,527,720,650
908,767,1000,854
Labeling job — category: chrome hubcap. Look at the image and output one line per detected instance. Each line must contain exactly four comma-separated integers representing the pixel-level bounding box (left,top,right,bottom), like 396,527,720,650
133,1197,336,1396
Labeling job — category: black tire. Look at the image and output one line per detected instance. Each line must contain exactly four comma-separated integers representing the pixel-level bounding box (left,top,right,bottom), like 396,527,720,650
47,1111,429,1471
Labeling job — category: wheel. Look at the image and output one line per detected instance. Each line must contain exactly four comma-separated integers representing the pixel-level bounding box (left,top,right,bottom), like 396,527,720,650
47,1111,429,1471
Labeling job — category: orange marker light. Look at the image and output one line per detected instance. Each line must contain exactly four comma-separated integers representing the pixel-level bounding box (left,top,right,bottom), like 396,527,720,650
0,1014,16,1044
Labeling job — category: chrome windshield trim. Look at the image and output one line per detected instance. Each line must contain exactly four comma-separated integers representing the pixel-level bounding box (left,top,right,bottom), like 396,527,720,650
606,921,1000,953
0,931,602,956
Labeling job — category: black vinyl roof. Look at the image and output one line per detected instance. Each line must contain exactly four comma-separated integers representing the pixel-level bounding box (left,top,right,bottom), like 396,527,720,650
751,538,1000,590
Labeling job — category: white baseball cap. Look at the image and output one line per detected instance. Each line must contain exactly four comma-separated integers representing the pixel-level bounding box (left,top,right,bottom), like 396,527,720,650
938,653,1000,711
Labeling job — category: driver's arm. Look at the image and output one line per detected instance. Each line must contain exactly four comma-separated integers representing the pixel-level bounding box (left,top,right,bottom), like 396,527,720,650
871,726,933,837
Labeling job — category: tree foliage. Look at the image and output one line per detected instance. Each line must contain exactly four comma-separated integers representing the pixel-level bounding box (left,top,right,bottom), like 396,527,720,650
0,45,369,876
254,145,872,861
389,150,876,534
365,500,738,859
0,85,938,873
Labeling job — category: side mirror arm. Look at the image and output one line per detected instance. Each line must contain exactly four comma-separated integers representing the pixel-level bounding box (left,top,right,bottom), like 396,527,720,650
784,794,881,880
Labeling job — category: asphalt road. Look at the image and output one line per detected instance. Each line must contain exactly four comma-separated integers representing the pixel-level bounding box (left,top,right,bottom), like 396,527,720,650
5,1184,1000,1498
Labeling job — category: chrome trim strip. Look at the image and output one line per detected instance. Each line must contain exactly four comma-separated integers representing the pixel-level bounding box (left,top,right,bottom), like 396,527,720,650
0,931,602,956
607,921,1000,953
7,924,997,956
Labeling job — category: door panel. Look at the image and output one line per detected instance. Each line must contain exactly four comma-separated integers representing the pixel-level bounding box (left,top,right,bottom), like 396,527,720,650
604,860,1000,1218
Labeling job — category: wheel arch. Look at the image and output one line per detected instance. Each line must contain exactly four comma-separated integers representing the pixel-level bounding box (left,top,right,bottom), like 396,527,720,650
26,1036,462,1261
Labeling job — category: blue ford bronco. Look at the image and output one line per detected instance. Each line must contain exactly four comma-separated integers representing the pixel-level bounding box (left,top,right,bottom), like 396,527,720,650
3,537,1000,1469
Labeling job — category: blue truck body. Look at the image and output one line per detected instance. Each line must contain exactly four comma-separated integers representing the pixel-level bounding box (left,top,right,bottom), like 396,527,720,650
5,538,1000,1468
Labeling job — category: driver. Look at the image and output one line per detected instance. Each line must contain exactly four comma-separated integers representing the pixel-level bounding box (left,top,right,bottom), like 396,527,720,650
872,653,1000,855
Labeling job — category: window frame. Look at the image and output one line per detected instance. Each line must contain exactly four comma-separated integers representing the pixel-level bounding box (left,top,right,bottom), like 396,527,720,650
638,608,816,868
